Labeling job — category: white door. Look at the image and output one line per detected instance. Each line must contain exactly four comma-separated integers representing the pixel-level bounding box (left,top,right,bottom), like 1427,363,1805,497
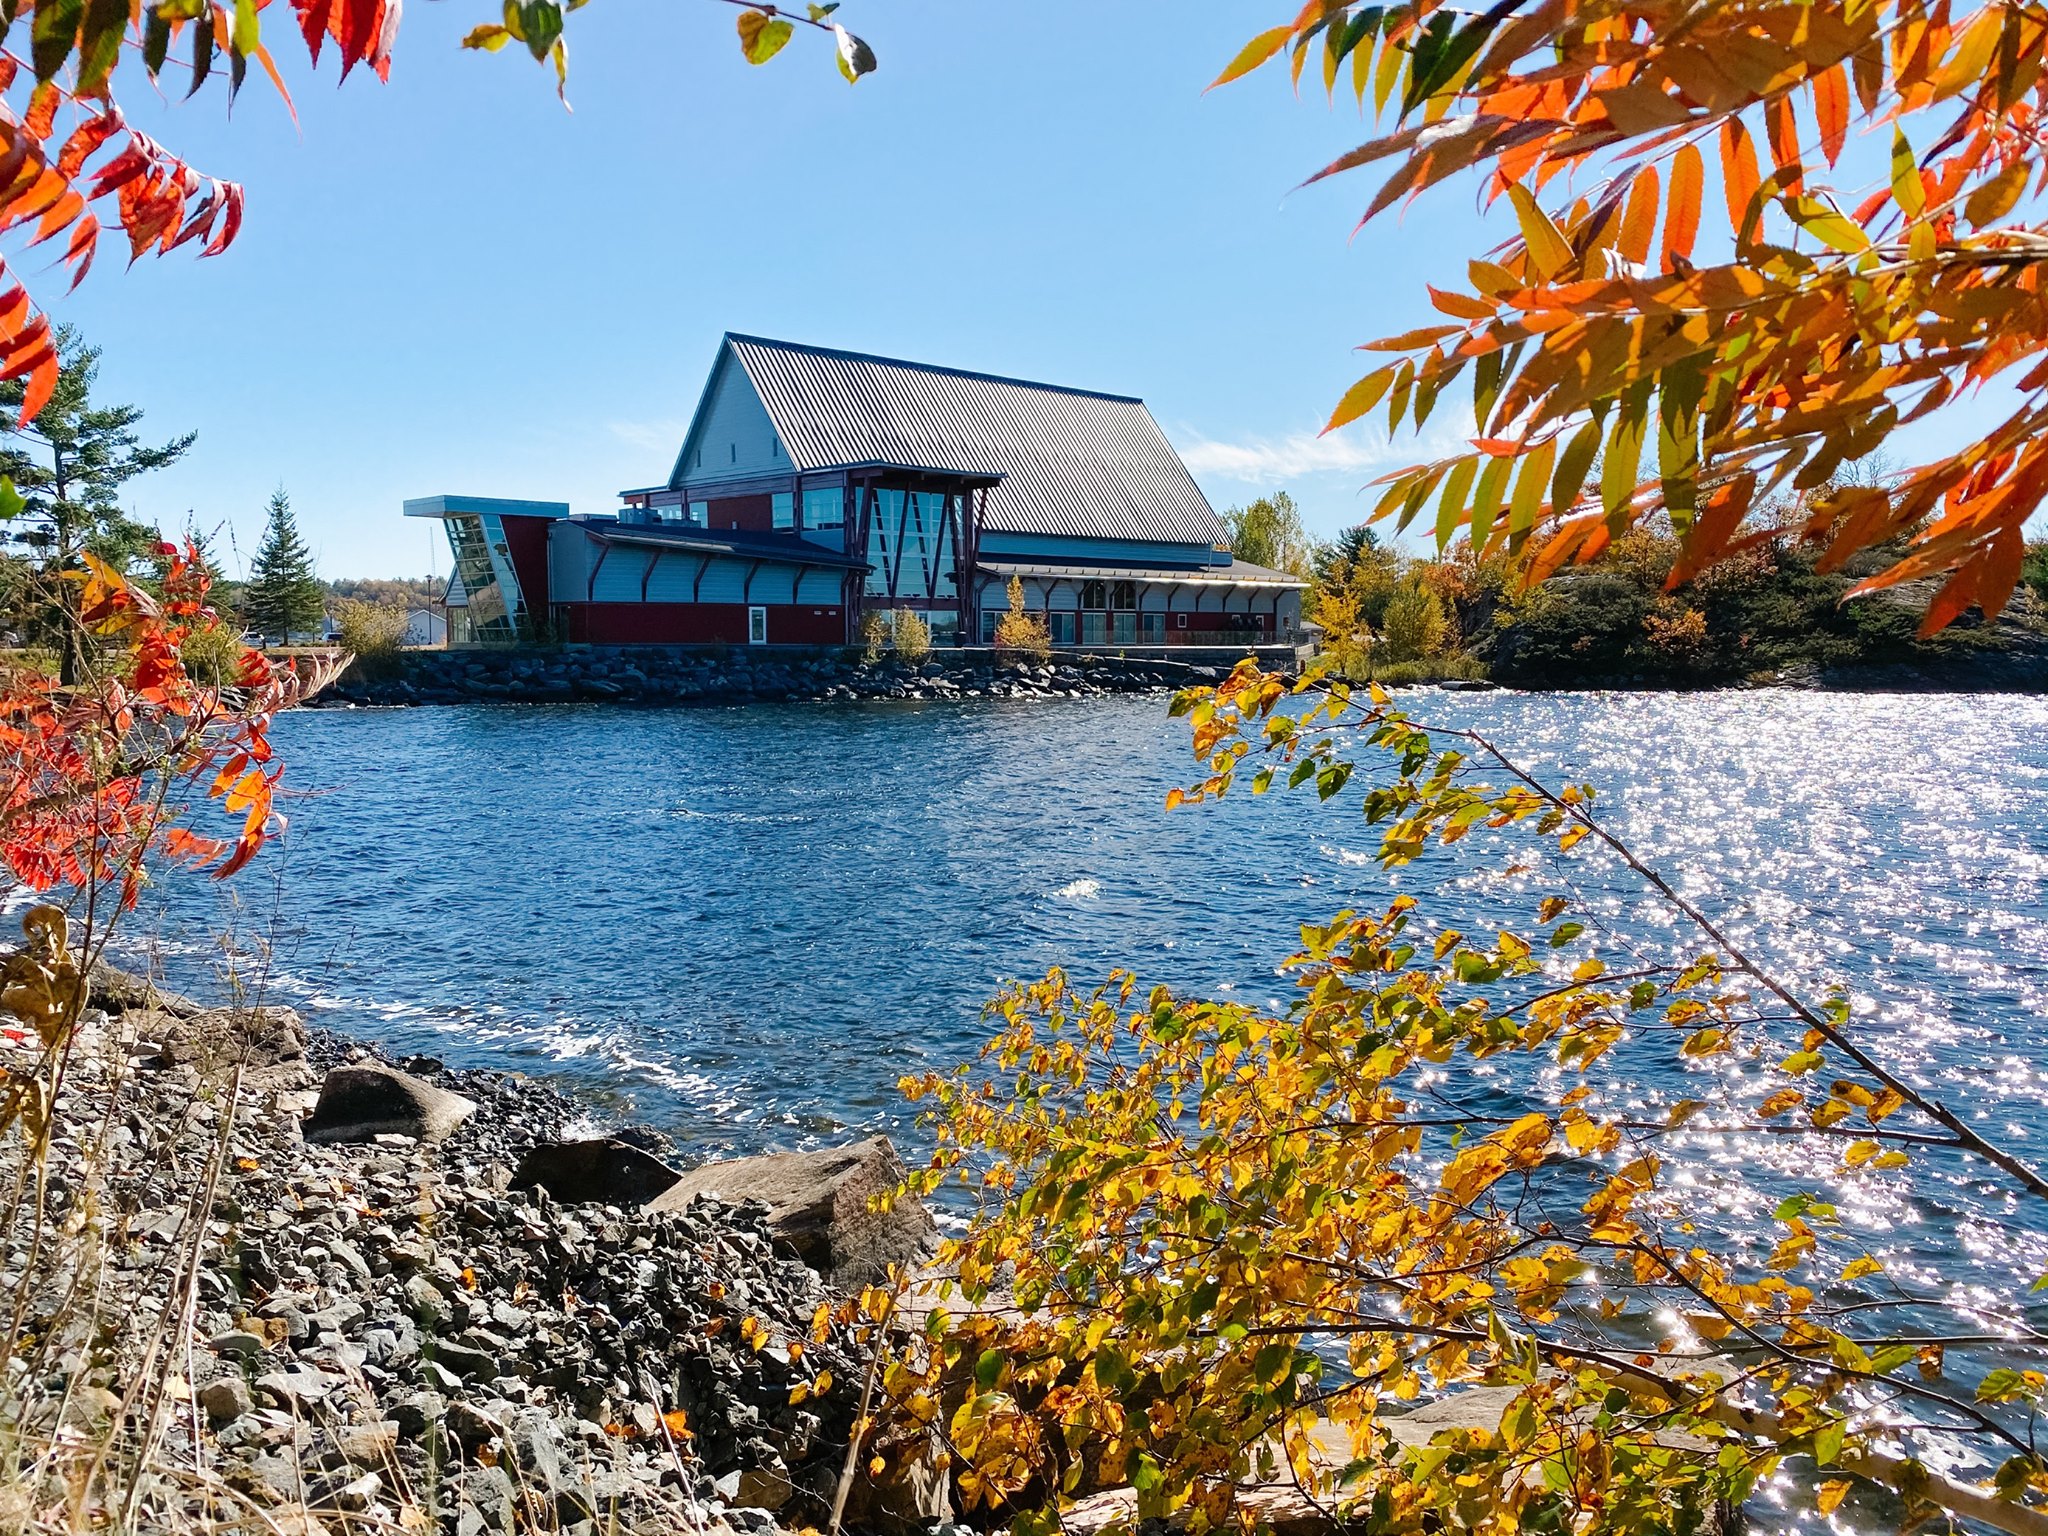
748,605,768,645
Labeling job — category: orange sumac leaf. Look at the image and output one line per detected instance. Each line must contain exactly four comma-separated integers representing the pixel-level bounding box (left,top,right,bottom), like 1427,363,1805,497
1618,166,1659,268
1662,144,1703,267
1720,117,1762,241
1812,64,1849,166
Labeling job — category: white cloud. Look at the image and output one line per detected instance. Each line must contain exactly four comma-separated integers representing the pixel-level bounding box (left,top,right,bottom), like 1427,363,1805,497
1172,425,1448,483
607,418,688,454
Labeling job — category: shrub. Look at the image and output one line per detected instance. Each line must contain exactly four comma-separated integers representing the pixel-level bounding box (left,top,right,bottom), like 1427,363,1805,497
333,599,408,680
2025,539,2048,605
859,609,891,662
993,577,1052,661
892,607,932,664
179,620,245,686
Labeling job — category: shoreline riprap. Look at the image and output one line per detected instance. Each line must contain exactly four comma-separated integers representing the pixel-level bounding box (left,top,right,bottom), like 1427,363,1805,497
0,971,942,1536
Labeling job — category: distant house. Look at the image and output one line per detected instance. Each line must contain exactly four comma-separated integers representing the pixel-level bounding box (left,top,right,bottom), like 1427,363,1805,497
405,335,1305,648
404,607,447,647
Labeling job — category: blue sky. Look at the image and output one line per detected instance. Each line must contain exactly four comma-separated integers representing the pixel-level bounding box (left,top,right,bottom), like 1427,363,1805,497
46,0,2026,578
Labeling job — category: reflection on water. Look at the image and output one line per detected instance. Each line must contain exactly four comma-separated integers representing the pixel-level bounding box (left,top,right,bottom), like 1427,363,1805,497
126,690,2048,1310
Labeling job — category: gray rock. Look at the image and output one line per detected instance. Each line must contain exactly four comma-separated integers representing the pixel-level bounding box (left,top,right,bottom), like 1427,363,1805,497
151,1006,307,1074
303,1065,476,1144
86,959,203,1018
429,1339,500,1380
255,1367,340,1408
645,1136,937,1285
210,1329,266,1360
511,1138,684,1206
199,1375,254,1424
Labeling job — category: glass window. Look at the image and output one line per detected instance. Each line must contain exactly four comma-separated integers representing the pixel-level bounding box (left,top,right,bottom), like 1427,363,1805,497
442,513,524,643
1081,580,1108,610
687,502,709,528
1050,612,1076,646
1111,581,1137,611
772,493,794,530
980,610,999,644
1140,612,1165,642
748,606,768,644
803,487,844,530
1113,612,1136,644
1081,612,1107,647
926,610,959,647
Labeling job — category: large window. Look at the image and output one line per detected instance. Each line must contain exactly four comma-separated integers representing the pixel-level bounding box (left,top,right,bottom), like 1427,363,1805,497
1081,580,1108,610
1051,612,1076,646
1111,581,1137,611
1081,612,1107,647
863,488,958,600
443,513,525,643
772,493,794,530
1113,612,1137,644
1140,612,1165,643
803,486,844,530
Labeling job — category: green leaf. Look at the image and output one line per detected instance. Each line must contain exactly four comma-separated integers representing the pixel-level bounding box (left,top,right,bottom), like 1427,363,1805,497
974,1349,1004,1390
805,0,836,15
1813,1418,1846,1466
1547,921,1585,947
31,0,81,83
1467,455,1510,552
142,5,171,72
75,0,125,91
1433,455,1478,550
187,8,215,96
1550,419,1602,519
0,478,22,522
230,0,257,57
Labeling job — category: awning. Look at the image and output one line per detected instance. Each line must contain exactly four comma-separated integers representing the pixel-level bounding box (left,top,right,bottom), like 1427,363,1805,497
976,559,1304,589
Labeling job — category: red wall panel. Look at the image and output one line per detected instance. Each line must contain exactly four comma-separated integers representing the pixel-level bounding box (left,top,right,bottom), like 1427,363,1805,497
498,515,553,615
559,603,845,646
708,494,774,533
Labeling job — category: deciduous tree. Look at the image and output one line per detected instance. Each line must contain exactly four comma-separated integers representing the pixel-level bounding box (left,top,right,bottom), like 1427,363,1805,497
1216,0,2048,633
1223,492,1316,577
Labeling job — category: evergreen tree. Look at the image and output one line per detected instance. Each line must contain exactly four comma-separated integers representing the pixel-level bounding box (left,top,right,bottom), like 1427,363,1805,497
242,489,324,643
0,324,196,678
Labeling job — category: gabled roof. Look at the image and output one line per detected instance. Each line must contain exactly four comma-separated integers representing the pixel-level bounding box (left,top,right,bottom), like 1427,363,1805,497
682,334,1227,548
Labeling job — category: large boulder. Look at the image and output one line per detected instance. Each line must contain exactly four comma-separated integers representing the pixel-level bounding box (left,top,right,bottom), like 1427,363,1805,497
511,1138,684,1206
302,1066,476,1144
646,1136,935,1286
149,1006,308,1074
86,959,202,1019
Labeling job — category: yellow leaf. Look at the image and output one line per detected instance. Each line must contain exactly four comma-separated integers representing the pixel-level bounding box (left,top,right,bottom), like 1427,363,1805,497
1841,1254,1883,1282
1506,182,1573,279
1964,158,2029,227
1817,1479,1851,1515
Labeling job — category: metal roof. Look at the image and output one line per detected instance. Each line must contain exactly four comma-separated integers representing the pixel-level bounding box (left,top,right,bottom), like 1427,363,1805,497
710,335,1228,548
978,558,1305,589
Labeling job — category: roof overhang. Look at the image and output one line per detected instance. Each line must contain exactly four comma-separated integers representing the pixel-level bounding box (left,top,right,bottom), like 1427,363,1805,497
404,494,571,520
978,560,1305,589
585,524,869,570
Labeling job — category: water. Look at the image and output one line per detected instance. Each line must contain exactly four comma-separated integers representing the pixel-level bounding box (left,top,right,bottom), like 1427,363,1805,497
116,691,2048,1302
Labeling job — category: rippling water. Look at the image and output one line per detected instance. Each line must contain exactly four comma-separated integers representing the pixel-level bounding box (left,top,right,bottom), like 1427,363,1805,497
122,692,2048,1319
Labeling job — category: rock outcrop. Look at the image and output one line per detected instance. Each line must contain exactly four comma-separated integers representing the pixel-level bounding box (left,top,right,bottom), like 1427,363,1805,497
302,1063,479,1144
646,1136,938,1287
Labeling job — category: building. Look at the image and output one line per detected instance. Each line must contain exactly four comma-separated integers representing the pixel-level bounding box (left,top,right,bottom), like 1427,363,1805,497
406,336,1306,649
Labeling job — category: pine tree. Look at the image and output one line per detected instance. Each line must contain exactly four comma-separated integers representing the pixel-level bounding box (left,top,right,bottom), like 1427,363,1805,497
242,489,324,644
0,323,196,679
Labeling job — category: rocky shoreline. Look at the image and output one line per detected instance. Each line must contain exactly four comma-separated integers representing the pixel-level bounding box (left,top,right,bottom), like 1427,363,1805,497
316,648,1250,709
0,969,945,1536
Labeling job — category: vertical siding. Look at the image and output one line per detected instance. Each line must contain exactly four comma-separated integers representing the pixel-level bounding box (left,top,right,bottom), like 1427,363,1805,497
678,357,786,484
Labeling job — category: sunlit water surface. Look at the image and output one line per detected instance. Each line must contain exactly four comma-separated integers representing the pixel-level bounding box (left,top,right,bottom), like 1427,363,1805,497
119,690,2048,1512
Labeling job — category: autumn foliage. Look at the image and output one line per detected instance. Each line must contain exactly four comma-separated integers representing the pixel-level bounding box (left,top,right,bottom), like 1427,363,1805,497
1,547,322,906
1217,0,2048,634
895,661,2048,1535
